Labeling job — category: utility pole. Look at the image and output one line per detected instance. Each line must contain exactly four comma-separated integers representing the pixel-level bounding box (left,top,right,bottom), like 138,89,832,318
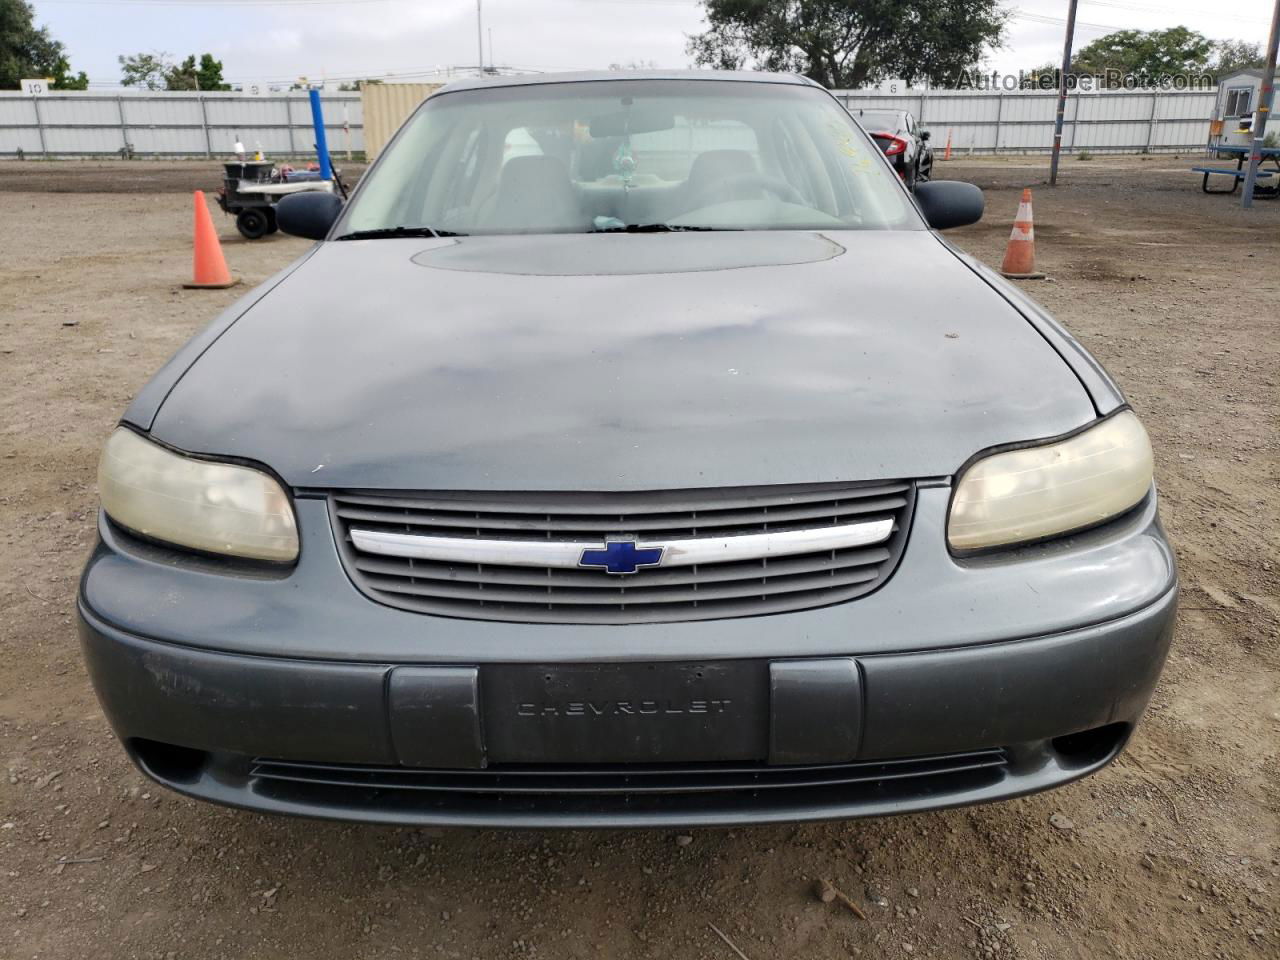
1242,0,1280,208
489,28,494,73
1048,0,1079,186
476,0,485,76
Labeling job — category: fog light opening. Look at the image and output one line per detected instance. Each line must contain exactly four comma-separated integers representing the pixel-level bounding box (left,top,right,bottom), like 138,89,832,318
130,738,209,785
1050,723,1129,768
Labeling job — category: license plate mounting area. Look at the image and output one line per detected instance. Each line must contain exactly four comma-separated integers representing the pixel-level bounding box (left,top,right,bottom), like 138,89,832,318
480,661,770,765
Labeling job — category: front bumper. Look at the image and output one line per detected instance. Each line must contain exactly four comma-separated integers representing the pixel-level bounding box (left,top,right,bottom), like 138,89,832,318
78,486,1177,827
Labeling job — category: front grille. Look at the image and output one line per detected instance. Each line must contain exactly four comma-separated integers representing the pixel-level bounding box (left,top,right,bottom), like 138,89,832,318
250,749,1008,806
331,481,914,623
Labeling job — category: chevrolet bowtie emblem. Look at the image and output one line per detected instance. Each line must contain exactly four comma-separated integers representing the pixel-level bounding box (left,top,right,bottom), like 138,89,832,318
579,539,664,575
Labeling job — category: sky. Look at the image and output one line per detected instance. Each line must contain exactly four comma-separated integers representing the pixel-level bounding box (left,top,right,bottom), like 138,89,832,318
28,0,1280,90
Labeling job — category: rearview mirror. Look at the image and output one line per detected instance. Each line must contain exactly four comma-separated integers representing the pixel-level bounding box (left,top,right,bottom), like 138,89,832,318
276,191,344,240
589,106,676,138
914,181,984,230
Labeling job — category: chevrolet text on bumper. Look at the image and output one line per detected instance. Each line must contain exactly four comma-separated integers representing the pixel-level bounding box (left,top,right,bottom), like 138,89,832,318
79,71,1176,828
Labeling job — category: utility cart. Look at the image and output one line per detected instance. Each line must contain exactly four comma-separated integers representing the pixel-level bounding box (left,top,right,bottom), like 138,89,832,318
216,160,349,239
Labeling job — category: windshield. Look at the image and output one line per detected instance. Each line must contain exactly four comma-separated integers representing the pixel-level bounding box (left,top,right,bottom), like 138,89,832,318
340,79,920,236
855,110,903,133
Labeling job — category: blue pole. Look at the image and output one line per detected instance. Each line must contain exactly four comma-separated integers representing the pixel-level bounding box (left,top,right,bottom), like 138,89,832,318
308,88,333,180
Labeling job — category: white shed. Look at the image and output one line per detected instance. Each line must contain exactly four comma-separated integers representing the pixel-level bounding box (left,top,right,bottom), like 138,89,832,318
1212,69,1280,148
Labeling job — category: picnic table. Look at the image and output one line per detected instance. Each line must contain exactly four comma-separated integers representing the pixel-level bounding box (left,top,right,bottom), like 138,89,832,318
1192,144,1280,196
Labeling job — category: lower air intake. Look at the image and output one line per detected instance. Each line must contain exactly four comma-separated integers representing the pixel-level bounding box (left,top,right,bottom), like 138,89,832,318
249,750,1009,818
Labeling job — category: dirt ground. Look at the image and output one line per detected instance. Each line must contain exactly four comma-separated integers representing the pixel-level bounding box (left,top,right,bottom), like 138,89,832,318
0,160,368,195
0,157,1276,960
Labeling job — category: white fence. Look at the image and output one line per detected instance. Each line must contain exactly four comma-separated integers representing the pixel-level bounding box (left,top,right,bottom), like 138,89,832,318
0,91,363,158
0,86,1216,158
832,88,1218,154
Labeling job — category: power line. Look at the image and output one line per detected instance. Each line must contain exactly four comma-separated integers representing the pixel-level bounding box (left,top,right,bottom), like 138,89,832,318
34,0,698,5
45,0,1266,87
1010,11,1125,32
32,0,1275,23
82,62,565,85
1010,6,1270,36
37,0,404,5
1081,0,1270,26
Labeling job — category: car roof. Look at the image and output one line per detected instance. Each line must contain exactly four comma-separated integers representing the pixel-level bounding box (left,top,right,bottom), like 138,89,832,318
435,69,823,95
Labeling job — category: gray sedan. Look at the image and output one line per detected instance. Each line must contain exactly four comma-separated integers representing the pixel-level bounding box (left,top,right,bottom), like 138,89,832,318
79,71,1176,827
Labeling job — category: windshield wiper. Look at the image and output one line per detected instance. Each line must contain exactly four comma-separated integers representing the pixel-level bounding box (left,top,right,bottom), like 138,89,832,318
333,226,466,240
589,223,736,233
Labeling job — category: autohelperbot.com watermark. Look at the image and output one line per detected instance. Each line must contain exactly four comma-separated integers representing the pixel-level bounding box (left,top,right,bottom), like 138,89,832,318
953,69,1215,92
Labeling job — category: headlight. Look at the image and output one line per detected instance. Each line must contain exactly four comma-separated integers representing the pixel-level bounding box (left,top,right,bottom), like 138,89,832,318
98,427,299,562
948,410,1153,552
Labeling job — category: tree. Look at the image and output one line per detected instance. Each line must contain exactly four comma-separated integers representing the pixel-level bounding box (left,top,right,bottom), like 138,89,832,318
121,50,230,90
686,0,1008,89
608,59,658,71
165,56,197,90
1211,39,1266,79
197,53,229,90
166,53,230,91
118,51,171,90
1072,27,1213,85
1,0,88,89
47,55,88,90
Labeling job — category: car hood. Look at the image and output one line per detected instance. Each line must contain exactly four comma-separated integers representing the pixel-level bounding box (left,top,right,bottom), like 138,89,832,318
148,230,1095,490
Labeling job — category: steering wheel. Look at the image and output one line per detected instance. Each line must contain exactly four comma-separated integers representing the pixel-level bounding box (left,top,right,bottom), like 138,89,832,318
693,172,804,208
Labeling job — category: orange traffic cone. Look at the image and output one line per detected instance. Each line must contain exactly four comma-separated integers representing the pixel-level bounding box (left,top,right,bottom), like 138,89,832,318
183,191,237,289
999,188,1045,280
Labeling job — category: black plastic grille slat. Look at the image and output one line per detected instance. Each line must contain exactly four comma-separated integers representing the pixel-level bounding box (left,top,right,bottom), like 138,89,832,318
339,581,881,624
351,546,893,589
253,751,1000,778
250,750,1008,797
331,480,914,624
359,564,881,606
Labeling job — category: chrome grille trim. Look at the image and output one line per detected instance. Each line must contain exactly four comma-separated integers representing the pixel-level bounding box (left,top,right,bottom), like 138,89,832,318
330,481,915,623
349,518,894,570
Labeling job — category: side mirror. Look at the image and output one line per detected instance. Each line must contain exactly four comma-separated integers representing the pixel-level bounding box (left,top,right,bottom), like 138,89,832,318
276,191,344,240
914,180,984,230
920,130,931,141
